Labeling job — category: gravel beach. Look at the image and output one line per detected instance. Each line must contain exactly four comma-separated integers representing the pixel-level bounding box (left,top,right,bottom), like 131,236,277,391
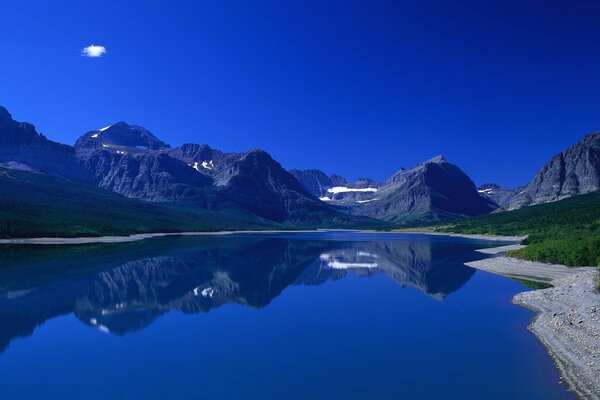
514,270,600,400
467,252,599,399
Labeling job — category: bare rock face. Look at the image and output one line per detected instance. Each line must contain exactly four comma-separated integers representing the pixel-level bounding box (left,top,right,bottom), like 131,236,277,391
78,150,214,203
209,149,324,222
166,143,229,171
289,169,340,198
167,145,329,222
0,106,89,182
352,156,497,222
504,132,600,210
75,122,213,203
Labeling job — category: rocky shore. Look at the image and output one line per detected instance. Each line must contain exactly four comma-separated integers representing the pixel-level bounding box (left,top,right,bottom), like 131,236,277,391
514,270,600,400
467,252,599,400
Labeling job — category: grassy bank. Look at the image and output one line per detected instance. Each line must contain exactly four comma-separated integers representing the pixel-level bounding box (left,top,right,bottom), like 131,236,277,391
435,191,600,267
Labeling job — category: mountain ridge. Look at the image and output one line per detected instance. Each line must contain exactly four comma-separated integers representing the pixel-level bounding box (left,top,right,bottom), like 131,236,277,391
503,131,600,210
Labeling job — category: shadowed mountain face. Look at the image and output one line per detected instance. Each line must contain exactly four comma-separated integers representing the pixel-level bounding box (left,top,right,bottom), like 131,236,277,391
0,234,483,352
0,106,89,182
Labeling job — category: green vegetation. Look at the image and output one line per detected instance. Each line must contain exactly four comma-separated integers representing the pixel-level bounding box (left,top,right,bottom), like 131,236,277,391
436,191,600,267
510,278,552,290
0,168,270,237
0,168,382,238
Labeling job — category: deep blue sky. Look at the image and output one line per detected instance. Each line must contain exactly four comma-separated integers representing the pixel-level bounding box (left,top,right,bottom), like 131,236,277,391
2,0,600,187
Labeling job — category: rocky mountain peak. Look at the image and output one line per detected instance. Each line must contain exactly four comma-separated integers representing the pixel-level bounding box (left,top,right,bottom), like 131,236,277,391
424,155,446,164
503,131,600,210
0,106,12,125
76,122,170,153
354,155,496,222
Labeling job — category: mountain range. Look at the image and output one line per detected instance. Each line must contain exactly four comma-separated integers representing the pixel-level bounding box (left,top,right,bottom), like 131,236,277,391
293,155,497,222
1,104,599,236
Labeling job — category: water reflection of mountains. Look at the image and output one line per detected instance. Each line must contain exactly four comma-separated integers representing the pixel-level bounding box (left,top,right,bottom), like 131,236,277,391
0,235,485,352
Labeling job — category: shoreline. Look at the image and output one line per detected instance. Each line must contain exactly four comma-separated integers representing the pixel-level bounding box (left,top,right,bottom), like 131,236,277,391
514,271,599,400
393,230,526,242
466,248,599,399
0,229,525,246
0,229,340,245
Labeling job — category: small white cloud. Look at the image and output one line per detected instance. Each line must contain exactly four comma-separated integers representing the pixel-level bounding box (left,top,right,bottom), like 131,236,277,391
82,45,107,58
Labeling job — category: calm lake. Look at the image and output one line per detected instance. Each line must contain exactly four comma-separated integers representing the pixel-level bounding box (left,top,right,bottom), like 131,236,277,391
0,232,573,399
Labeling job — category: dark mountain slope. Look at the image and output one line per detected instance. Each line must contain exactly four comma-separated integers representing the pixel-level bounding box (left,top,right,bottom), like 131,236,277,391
0,106,89,182
0,167,273,238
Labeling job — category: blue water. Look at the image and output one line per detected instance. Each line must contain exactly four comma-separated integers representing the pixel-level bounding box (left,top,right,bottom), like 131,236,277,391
0,232,573,399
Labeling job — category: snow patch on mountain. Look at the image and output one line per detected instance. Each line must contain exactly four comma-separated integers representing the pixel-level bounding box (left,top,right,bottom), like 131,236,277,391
327,186,378,194
357,199,376,203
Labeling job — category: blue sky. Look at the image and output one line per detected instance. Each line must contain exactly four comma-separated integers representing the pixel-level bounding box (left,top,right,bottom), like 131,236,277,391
1,0,600,187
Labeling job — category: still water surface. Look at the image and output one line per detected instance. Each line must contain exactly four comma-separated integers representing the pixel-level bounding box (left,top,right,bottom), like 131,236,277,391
0,232,573,399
